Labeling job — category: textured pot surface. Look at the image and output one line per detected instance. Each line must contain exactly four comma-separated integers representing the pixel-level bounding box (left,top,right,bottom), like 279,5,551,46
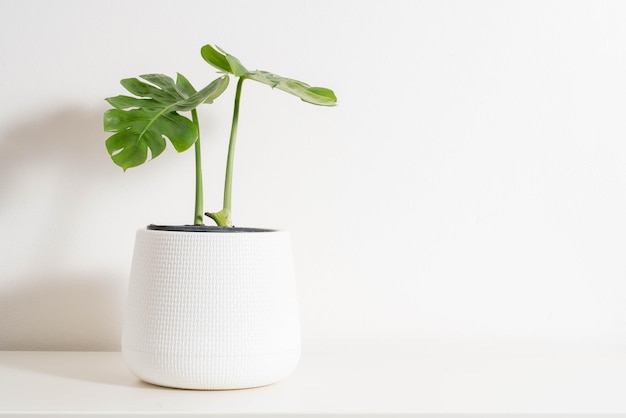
121,228,301,390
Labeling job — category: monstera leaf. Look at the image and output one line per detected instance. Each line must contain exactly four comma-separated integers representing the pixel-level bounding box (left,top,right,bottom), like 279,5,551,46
200,45,337,106
103,73,229,170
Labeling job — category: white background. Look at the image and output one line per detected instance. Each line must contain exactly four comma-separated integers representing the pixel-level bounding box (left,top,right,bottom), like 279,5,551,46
1,0,626,351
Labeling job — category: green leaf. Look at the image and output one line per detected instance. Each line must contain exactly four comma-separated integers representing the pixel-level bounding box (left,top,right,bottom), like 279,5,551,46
277,78,338,106
120,77,176,104
200,44,337,106
200,75,230,104
103,74,228,170
176,73,197,97
248,71,338,106
105,95,161,110
140,74,183,97
104,108,196,170
201,44,232,73
246,70,281,88
105,126,167,169
105,129,150,169
222,52,249,77
201,45,248,77
174,76,230,110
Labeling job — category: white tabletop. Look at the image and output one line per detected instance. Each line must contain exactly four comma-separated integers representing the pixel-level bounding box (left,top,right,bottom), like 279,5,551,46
1,340,626,417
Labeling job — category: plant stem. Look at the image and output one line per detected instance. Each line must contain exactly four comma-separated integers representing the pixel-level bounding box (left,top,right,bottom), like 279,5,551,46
223,77,245,214
192,109,204,225
206,77,244,227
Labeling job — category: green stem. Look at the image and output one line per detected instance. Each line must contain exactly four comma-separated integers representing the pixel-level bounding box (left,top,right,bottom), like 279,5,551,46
205,77,245,227
192,109,204,225
223,77,245,214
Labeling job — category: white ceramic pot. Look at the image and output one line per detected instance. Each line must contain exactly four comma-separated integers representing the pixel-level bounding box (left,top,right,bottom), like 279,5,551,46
121,227,301,390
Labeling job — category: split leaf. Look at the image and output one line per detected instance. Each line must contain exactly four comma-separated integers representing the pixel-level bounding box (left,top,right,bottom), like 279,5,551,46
103,74,229,170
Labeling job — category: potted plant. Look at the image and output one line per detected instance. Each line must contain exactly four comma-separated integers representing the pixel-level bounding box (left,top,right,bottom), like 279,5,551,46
103,44,337,390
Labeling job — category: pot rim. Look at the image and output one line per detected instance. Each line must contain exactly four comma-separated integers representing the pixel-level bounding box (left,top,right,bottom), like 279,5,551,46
146,224,278,233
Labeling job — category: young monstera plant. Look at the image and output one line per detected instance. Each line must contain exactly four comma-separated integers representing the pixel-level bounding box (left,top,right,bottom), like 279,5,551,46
103,44,337,227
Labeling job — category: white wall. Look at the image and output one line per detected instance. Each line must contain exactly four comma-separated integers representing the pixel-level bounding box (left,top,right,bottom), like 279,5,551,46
2,0,626,351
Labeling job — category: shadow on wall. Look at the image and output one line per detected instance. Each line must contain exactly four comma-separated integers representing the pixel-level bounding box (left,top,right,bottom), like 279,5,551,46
0,106,113,199
0,106,125,350
0,276,124,351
